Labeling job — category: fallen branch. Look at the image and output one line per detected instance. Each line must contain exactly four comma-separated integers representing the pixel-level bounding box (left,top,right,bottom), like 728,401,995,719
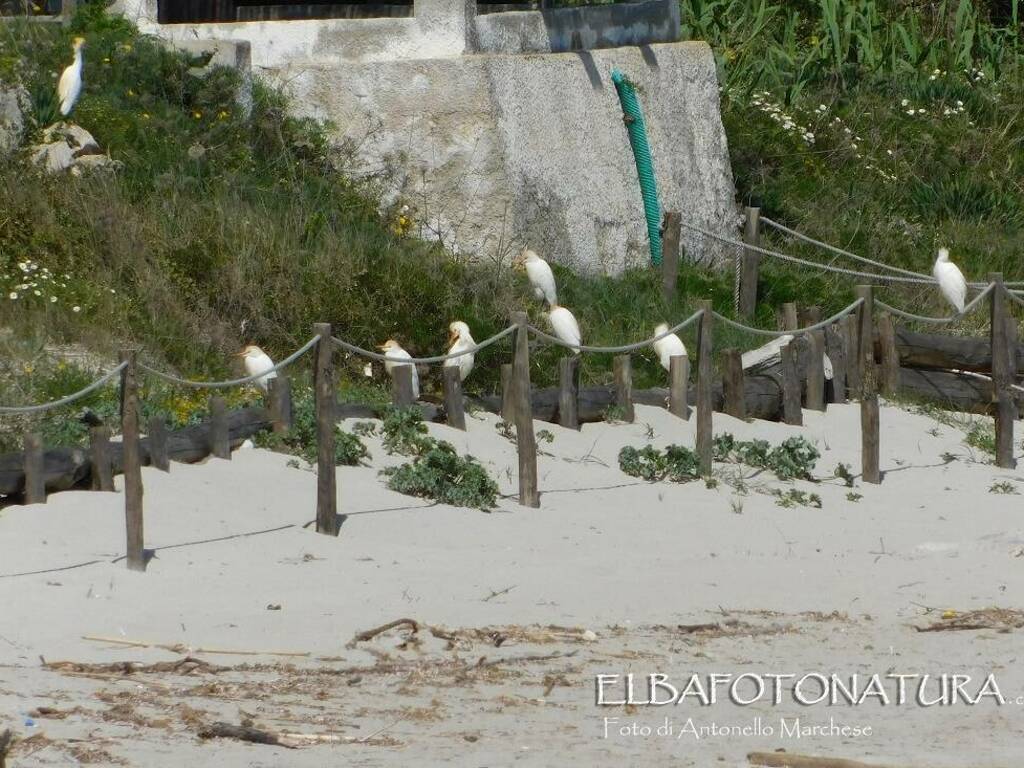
198,722,294,748
481,585,516,602
349,618,420,647
748,752,908,768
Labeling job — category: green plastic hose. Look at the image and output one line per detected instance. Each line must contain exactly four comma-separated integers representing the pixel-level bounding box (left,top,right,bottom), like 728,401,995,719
611,68,662,266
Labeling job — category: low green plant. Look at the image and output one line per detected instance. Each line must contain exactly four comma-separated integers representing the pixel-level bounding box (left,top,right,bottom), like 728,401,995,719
254,387,369,466
966,422,997,457
381,406,432,456
536,429,554,444
618,444,702,483
834,462,856,487
381,440,499,510
774,489,823,508
989,480,1018,494
713,432,820,479
846,492,863,502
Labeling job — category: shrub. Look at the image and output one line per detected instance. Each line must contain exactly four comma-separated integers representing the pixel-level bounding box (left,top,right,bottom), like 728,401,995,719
254,387,369,466
767,436,820,480
381,406,432,456
618,444,701,482
381,441,499,510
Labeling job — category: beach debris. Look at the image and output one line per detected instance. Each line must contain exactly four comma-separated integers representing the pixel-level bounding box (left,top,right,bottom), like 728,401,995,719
582,629,598,642
914,607,1024,633
348,618,420,647
748,751,904,768
198,720,400,748
79,635,309,657
199,721,296,748
0,728,12,768
481,585,516,602
45,656,225,676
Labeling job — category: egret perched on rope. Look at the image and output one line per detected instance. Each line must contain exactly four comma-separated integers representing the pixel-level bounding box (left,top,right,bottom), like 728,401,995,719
514,248,558,306
57,36,86,117
651,322,687,371
444,321,475,382
379,339,419,399
547,305,582,353
236,345,277,391
933,247,967,313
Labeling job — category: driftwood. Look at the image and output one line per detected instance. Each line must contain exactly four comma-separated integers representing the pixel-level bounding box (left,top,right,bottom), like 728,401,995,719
199,722,292,748
877,325,1024,374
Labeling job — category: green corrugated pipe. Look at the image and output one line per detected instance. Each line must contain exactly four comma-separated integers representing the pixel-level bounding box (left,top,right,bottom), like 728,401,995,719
611,68,662,266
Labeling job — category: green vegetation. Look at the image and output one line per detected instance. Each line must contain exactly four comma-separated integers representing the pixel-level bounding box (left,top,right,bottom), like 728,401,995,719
253,387,370,467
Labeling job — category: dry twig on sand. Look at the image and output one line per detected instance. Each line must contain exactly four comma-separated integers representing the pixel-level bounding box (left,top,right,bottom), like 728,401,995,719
44,656,225,676
748,751,910,768
913,608,1024,633
348,618,420,647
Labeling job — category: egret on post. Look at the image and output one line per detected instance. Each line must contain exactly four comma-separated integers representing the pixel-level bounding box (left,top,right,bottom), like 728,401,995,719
236,345,277,391
379,339,420,399
933,247,967,314
652,322,687,371
57,36,86,117
547,304,582,354
514,248,558,306
445,320,476,382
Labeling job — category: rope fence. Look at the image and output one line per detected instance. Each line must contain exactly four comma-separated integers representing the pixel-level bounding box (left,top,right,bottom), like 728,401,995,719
0,362,127,415
526,309,705,354
331,325,517,364
876,283,993,324
712,299,863,338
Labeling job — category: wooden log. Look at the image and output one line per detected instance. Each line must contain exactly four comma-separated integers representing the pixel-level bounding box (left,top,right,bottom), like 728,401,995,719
208,396,231,460
874,325,1024,374
824,324,847,404
500,363,514,423
89,426,114,491
23,433,46,505
842,314,861,394
877,312,900,397
739,207,760,318
696,300,714,474
661,211,681,303
613,355,634,423
313,324,338,537
804,306,825,411
721,348,745,419
442,366,466,431
558,356,579,430
780,302,798,332
990,273,1016,469
668,355,688,419
780,342,803,426
856,286,880,484
147,417,169,472
267,376,292,433
390,364,415,408
511,312,539,507
119,349,146,571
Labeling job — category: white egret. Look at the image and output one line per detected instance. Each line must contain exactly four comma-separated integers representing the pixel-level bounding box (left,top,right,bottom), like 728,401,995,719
236,344,277,391
444,320,475,382
933,247,967,313
652,322,687,371
547,304,582,353
379,339,420,399
57,36,86,117
515,248,558,306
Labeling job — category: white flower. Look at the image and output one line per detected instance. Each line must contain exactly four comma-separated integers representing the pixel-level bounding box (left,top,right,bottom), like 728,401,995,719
907,109,916,115
901,98,910,107
917,108,926,114
851,143,858,150
72,305,81,313
8,292,17,300
50,296,57,303
33,290,41,296
886,149,894,156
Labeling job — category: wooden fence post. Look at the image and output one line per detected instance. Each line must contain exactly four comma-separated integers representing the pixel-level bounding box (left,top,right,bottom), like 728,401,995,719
268,377,292,433
855,287,880,484
877,312,900,397
989,273,1016,469
89,426,114,491
696,300,714,474
668,355,688,419
23,433,45,505
209,396,230,459
721,348,745,419
661,211,681,303
804,306,826,412
391,365,416,408
61,0,76,26
779,302,798,332
500,363,515,423
313,324,338,536
613,355,635,423
119,349,146,571
442,366,466,431
148,417,169,472
780,342,803,426
558,356,579,430
739,207,760,319
511,311,539,507
841,314,861,394
824,325,847,404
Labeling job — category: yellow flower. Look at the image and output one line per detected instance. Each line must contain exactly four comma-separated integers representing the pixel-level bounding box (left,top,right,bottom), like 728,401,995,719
192,111,202,119
142,112,150,119
127,89,135,97
217,110,229,120
103,57,110,64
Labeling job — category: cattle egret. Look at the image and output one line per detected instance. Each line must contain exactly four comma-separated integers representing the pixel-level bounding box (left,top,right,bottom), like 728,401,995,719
236,345,277,391
379,339,420,399
515,248,558,306
445,320,476,382
57,37,86,117
933,247,967,313
547,304,582,353
652,322,687,371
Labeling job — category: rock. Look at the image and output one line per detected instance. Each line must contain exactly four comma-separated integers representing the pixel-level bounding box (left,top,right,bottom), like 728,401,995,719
0,81,30,156
29,123,117,174
32,140,76,172
582,629,597,642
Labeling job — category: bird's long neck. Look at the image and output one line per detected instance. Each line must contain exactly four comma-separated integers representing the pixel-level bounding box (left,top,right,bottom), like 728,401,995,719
73,48,83,66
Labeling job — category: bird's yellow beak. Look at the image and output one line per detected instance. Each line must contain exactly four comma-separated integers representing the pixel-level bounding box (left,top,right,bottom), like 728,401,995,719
447,330,459,345
233,351,246,357
377,342,389,351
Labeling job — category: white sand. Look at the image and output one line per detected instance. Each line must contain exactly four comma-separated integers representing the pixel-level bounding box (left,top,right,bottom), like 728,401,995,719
2,403,1023,766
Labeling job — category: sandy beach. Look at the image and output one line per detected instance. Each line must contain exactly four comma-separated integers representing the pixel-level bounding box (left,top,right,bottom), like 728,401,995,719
2,402,1023,766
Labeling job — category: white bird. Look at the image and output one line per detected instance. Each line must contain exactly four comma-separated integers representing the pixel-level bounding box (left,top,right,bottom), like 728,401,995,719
444,320,475,382
57,36,86,117
652,322,687,372
933,247,967,313
236,344,277,391
515,248,558,306
547,304,582,353
379,339,419,399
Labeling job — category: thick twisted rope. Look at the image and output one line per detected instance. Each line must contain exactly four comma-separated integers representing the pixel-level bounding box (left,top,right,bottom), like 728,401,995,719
332,325,517,364
139,335,321,389
711,299,864,338
0,362,128,415
527,310,705,353
876,284,994,324
1007,290,1024,309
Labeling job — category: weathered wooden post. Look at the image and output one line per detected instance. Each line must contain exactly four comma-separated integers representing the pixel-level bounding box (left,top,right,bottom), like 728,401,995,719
119,349,145,571
877,312,900,397
558,356,579,430
721,348,746,419
209,396,230,459
147,416,169,472
841,313,861,394
824,325,847,404
661,211,681,303
855,287,880,484
696,300,714,474
500,363,515,423
739,207,760,319
89,425,114,491
61,0,76,26
511,311,539,507
780,343,803,426
668,355,689,419
313,324,338,536
442,366,466,431
989,273,1016,469
23,433,45,505
268,377,292,434
613,355,635,423
391,365,416,408
804,306,826,412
